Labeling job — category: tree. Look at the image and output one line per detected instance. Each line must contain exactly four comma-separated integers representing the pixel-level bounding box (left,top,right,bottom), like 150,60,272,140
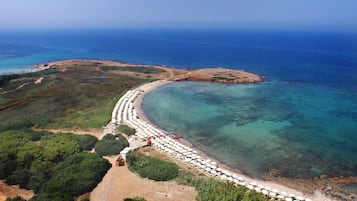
117,125,136,136
42,153,111,197
95,134,128,156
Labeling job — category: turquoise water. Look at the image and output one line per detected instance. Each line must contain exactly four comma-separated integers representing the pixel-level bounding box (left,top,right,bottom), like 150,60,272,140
1,29,357,188
143,81,357,180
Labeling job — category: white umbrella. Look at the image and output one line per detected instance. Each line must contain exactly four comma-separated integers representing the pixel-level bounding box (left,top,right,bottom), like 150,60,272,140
254,187,261,192
284,198,293,201
272,189,279,193
220,175,228,180
257,184,265,189
261,190,269,195
269,192,277,197
227,177,233,182
295,196,304,200
238,181,246,186
288,194,296,198
264,187,272,191
250,182,257,186
246,185,254,190
216,168,222,172
277,195,285,199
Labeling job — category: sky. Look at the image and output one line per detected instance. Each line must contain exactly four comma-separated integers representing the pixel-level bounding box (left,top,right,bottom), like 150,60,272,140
1,0,357,30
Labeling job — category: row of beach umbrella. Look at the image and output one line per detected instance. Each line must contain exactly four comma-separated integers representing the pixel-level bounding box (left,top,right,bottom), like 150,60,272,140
111,87,312,201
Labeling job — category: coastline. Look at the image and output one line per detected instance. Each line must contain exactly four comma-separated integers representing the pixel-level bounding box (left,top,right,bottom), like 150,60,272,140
133,80,318,200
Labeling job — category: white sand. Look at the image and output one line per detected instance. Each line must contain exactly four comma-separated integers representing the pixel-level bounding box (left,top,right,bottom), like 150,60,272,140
133,80,333,201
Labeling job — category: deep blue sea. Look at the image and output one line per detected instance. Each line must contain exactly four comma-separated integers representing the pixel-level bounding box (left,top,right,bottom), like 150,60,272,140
1,29,357,190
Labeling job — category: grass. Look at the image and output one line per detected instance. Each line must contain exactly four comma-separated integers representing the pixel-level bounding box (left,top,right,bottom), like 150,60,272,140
117,124,136,136
126,150,179,181
0,63,148,130
100,65,166,74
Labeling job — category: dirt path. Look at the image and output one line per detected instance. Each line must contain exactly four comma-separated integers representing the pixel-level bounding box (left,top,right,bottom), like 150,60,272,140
90,156,196,201
44,128,103,139
0,181,33,201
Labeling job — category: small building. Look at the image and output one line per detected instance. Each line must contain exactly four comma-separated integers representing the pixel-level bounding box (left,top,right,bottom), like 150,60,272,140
120,147,132,161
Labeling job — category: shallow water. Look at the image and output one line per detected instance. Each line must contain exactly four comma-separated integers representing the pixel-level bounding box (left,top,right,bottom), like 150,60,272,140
143,81,357,181
1,29,356,193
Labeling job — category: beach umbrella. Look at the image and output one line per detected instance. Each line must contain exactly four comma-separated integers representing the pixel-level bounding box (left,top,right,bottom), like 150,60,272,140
276,195,285,200
250,182,257,186
210,169,217,175
295,196,304,201
205,167,211,172
238,181,246,186
264,187,272,191
269,192,277,197
284,198,293,201
288,194,296,198
246,185,254,190
257,184,265,189
220,175,228,180
254,187,262,192
216,168,222,172
211,161,217,165
227,177,233,182
261,190,269,195
272,189,280,194
233,179,239,184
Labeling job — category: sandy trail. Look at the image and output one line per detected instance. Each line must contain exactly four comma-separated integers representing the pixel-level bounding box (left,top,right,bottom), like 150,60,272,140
90,156,196,201
0,181,33,201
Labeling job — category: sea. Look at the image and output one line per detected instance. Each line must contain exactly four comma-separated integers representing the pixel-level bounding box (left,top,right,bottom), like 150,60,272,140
1,28,357,193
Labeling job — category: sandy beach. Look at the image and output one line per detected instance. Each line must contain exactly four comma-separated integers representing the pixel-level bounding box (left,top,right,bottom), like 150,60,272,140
133,80,334,201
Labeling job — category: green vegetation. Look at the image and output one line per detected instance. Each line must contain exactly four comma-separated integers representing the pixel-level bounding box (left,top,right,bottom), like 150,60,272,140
123,197,147,201
117,124,136,136
126,150,179,181
100,65,166,74
5,196,26,201
0,68,57,87
40,153,111,199
0,130,111,201
196,179,267,201
95,134,129,156
53,133,97,151
0,64,146,130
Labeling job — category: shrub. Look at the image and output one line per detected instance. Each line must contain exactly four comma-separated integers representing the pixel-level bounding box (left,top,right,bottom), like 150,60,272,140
126,151,178,181
41,152,111,197
195,178,268,201
123,197,146,201
6,196,26,201
30,192,73,201
95,134,129,156
55,133,97,151
117,124,136,136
